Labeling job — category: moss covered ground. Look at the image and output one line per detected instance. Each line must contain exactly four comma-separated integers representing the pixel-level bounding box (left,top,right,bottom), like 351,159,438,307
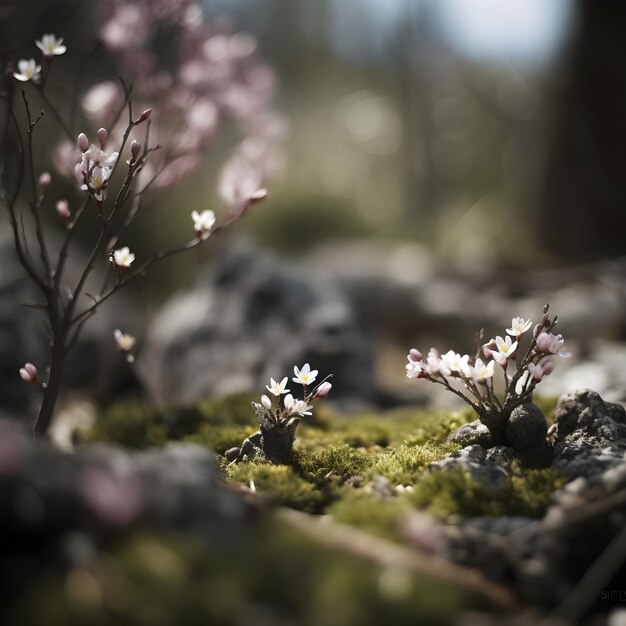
10,394,566,625
87,393,564,526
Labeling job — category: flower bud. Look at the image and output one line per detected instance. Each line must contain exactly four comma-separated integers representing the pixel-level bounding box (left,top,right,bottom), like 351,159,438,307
130,140,141,159
77,132,89,151
481,339,496,360
19,362,38,383
135,108,152,124
313,382,332,399
55,199,71,220
536,332,556,353
38,171,51,196
97,127,108,148
261,394,272,410
408,348,423,362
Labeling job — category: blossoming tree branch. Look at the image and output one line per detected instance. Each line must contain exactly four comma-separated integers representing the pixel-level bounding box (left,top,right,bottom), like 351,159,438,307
1,3,279,437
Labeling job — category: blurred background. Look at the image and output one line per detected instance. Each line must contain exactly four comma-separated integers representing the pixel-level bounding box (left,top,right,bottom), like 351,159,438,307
1,0,626,430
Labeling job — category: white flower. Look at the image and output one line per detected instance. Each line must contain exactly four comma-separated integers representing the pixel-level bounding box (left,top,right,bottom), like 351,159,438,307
76,141,118,200
83,166,112,201
440,350,472,378
284,394,313,416
191,209,216,236
13,59,41,82
111,246,135,269
293,363,318,386
266,376,289,396
405,360,424,379
113,329,136,352
83,144,118,169
35,34,67,58
261,394,272,410
471,358,495,382
515,370,531,396
491,336,518,366
425,348,450,378
506,317,533,337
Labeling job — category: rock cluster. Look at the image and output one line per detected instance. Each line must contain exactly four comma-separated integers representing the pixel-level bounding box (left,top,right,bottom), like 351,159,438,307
421,390,626,613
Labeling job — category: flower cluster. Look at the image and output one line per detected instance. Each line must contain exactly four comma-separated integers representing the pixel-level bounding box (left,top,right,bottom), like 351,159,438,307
254,363,332,430
66,0,282,202
405,305,570,432
74,131,119,202
12,33,66,84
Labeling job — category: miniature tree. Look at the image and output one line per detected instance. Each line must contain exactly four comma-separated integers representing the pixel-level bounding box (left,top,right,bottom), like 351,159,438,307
405,305,571,444
228,364,333,464
2,5,279,437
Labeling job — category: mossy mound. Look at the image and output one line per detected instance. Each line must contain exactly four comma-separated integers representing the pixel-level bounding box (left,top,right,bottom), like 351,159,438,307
88,395,566,530
7,520,488,626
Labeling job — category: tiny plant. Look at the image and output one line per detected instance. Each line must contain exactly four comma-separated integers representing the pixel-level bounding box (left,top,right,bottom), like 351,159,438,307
405,305,571,443
229,364,333,464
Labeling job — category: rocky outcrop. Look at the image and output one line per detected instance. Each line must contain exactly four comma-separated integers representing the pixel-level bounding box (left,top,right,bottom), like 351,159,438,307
139,241,373,405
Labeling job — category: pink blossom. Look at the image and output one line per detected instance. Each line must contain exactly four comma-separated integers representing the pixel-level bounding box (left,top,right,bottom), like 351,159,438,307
55,199,71,220
313,382,332,398
19,362,38,383
407,348,423,362
536,333,571,358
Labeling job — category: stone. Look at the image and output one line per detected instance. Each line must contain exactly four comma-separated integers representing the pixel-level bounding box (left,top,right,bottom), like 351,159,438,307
429,445,509,493
551,389,626,479
504,403,548,451
449,419,492,448
139,240,373,405
0,418,252,604
484,445,515,468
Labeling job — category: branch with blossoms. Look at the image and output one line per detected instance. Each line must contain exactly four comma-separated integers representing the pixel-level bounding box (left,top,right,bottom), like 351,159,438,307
1,24,276,438
405,305,571,443
227,364,333,464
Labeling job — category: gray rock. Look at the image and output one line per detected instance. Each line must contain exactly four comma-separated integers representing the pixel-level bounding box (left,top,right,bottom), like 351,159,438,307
429,444,509,493
552,389,626,478
139,240,373,405
505,403,547,451
450,419,492,448
485,445,515,468
0,418,252,604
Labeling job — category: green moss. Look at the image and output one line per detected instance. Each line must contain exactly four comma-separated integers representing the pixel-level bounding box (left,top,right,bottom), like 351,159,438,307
226,462,329,512
87,393,258,450
327,492,411,541
196,393,258,426
294,445,370,484
366,442,460,486
409,466,566,519
184,423,258,454
8,519,484,626
87,399,165,449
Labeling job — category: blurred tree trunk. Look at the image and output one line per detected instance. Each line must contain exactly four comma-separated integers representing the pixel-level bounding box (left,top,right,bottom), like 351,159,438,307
536,0,626,261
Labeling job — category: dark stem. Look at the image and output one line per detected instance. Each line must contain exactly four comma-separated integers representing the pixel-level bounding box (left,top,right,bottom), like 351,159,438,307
33,336,65,437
